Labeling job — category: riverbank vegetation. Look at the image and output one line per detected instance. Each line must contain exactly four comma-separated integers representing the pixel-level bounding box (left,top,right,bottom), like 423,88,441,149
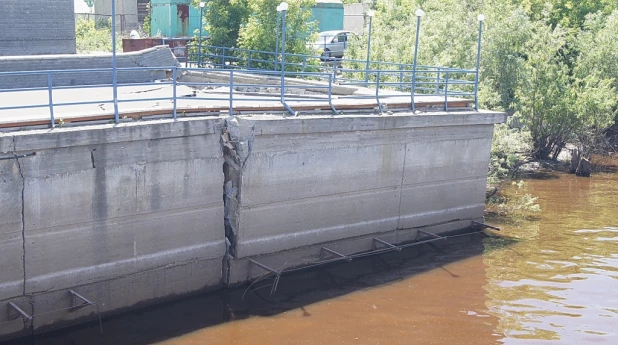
342,0,618,216
343,0,617,166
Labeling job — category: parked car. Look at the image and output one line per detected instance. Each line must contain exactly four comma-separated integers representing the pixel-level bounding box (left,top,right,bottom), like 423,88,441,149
312,30,355,59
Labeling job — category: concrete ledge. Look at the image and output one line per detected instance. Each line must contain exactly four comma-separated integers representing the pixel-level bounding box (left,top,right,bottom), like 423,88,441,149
0,117,225,153
232,112,506,136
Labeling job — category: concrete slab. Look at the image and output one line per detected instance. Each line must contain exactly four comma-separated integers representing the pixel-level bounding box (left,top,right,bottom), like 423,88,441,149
224,112,505,261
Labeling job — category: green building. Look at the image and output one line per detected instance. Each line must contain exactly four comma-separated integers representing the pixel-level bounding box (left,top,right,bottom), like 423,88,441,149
311,0,344,32
149,0,204,37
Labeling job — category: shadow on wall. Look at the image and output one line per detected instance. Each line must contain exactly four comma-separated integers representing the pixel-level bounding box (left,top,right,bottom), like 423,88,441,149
5,232,489,345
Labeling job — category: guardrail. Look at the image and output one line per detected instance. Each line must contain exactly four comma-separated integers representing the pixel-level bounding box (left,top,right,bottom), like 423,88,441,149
0,55,478,128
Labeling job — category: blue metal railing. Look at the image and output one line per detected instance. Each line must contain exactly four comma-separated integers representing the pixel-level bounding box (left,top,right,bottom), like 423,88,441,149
0,51,478,128
187,44,478,104
187,44,476,79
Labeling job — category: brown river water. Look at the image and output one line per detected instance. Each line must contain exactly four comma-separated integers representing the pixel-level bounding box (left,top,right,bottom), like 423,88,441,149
6,161,618,345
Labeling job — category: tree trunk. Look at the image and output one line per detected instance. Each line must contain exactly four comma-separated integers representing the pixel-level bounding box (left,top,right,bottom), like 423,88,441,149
570,148,580,174
576,157,591,177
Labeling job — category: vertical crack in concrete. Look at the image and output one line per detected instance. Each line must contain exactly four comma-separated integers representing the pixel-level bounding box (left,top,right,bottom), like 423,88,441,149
90,149,96,169
11,139,35,332
220,119,255,285
397,143,408,230
240,125,255,169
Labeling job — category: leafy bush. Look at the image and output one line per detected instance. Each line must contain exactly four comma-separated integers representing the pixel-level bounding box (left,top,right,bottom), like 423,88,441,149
75,18,120,53
488,121,531,185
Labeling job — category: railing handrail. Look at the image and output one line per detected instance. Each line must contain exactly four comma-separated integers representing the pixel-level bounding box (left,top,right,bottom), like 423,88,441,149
187,44,477,73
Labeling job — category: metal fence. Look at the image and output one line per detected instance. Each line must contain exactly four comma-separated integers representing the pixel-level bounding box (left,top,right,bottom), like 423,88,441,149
0,49,478,128
188,44,478,97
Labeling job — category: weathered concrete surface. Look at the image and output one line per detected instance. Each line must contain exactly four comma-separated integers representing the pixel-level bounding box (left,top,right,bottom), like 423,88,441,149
223,112,506,282
0,118,226,339
0,159,24,302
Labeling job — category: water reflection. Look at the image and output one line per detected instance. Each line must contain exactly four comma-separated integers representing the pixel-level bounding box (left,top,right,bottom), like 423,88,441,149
484,166,618,344
157,254,501,345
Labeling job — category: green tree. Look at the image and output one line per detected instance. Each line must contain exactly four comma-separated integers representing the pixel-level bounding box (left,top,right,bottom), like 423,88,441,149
480,8,532,112
514,13,618,160
200,0,250,47
237,0,317,57
513,22,573,160
571,11,618,156
512,0,616,28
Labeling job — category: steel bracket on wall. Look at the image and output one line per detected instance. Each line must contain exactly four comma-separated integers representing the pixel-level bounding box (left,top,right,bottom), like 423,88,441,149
321,247,352,262
244,224,486,297
417,230,446,240
472,221,501,231
373,238,402,251
69,290,94,311
248,258,283,296
7,302,32,321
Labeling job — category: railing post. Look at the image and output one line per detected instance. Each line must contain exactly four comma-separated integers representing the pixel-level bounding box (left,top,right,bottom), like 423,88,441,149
444,72,449,111
375,70,382,113
328,73,337,114
229,70,234,116
112,0,119,123
436,67,441,94
221,48,226,68
247,51,252,69
280,4,288,105
198,2,205,68
47,72,55,128
475,14,485,110
364,11,374,87
302,57,306,72
172,67,177,120
399,64,404,91
411,9,425,111
275,6,282,71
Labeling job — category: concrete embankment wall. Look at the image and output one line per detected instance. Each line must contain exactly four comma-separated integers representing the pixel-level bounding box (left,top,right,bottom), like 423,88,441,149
0,111,505,340
223,113,505,282
0,119,225,339
0,46,178,90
